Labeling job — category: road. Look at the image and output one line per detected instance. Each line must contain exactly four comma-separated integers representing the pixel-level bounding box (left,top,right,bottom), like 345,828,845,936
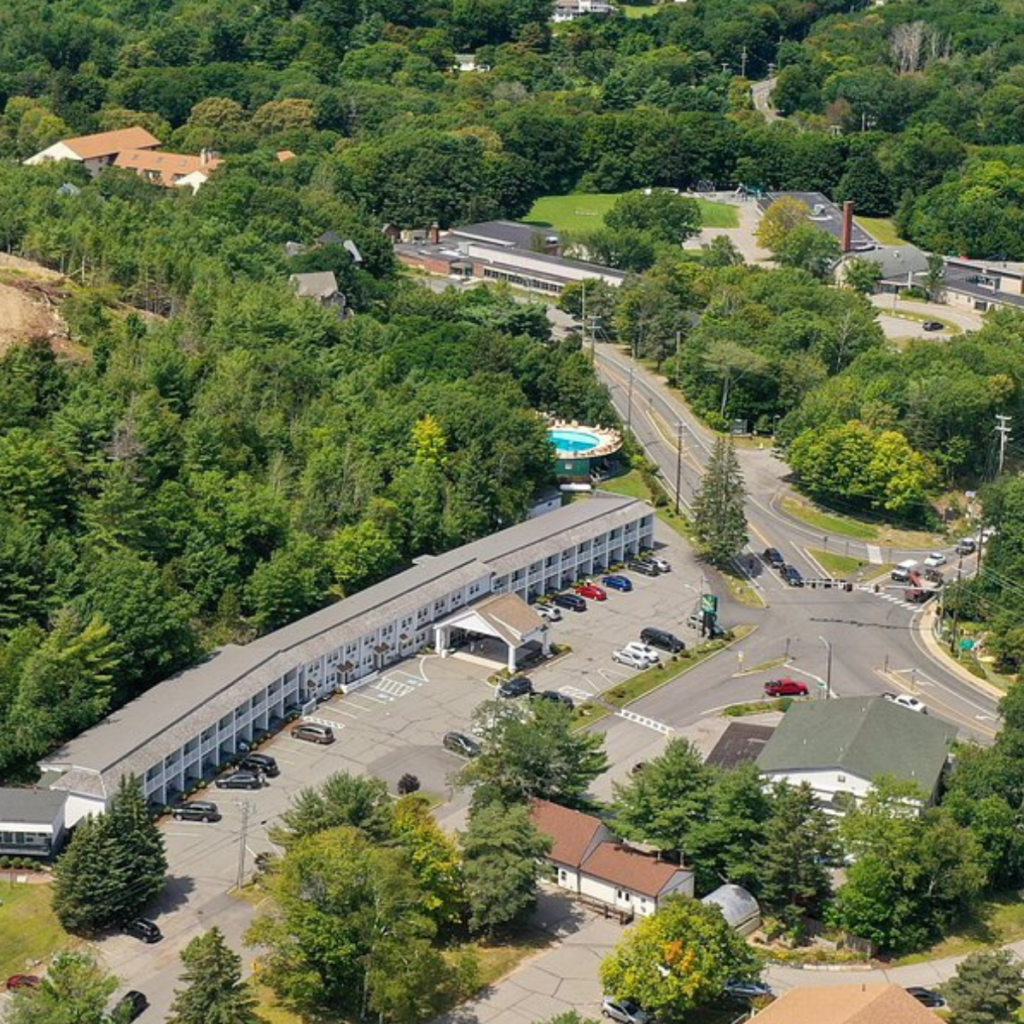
870,293,985,334
590,344,1000,745
751,78,780,121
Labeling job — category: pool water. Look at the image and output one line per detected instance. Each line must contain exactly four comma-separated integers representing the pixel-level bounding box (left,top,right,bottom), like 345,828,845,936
549,429,600,454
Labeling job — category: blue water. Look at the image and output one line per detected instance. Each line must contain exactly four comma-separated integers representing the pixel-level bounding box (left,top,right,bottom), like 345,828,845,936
549,429,600,453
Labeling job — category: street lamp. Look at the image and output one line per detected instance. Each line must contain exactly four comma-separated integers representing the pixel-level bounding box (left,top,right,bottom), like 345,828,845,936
817,636,832,699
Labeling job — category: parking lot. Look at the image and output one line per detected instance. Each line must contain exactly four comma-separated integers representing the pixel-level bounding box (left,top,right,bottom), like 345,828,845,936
95,526,729,1018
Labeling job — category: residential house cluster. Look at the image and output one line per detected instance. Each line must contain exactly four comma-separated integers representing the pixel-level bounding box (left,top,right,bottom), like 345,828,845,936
24,126,221,192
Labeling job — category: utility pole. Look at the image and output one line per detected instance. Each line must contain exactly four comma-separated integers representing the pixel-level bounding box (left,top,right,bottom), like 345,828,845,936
818,635,832,699
626,364,634,432
235,799,251,890
949,548,964,655
675,330,682,391
996,414,1012,476
740,45,748,79
581,280,589,362
675,420,683,514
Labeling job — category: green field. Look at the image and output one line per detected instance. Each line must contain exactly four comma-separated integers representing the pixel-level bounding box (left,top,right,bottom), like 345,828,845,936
0,882,67,977
781,497,880,541
808,548,867,578
856,216,906,246
622,3,660,16
525,192,738,234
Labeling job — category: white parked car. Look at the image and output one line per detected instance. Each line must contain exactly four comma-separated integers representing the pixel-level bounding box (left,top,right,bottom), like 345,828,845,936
622,641,661,664
536,604,562,622
613,649,655,670
883,693,928,714
645,555,671,572
923,552,948,568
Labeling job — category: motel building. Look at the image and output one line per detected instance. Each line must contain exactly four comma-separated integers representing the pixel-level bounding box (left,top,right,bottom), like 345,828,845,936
36,494,653,826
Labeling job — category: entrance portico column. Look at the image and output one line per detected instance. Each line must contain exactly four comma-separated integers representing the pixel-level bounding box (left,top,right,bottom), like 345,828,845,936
435,625,447,656
507,643,517,673
541,627,551,656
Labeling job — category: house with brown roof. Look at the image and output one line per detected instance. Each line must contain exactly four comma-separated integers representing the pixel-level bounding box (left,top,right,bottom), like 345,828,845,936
531,799,693,918
749,982,945,1024
24,126,161,176
114,147,221,191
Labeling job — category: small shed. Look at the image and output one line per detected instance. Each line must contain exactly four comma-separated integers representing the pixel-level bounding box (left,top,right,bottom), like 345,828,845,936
701,883,761,936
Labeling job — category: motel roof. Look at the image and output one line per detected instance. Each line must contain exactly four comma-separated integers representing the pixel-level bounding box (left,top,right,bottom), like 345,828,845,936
42,494,650,794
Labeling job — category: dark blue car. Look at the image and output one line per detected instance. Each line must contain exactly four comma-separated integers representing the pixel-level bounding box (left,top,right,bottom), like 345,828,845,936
602,575,633,592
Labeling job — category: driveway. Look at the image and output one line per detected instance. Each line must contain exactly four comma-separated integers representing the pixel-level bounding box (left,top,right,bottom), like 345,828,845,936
870,294,984,334
438,891,619,1024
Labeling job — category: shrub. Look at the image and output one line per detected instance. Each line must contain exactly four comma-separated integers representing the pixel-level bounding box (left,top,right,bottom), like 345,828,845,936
397,773,421,795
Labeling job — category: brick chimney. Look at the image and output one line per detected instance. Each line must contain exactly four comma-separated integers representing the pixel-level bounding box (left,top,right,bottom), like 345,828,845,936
429,221,441,244
841,200,854,253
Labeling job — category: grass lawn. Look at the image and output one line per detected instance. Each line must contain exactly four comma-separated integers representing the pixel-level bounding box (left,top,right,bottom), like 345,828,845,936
622,3,660,16
781,496,880,541
599,468,652,501
856,216,906,246
721,565,765,608
0,881,67,976
808,548,867,578
895,891,1024,965
525,192,737,234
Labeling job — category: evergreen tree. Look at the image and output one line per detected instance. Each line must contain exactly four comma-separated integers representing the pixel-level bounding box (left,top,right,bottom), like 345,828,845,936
757,783,834,931
461,800,551,935
5,950,117,1024
52,775,166,934
168,927,264,1024
942,949,1023,1024
692,437,748,566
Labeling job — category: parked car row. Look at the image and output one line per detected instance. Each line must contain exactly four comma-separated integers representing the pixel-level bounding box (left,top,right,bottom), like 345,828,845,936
540,557,672,616
761,547,804,586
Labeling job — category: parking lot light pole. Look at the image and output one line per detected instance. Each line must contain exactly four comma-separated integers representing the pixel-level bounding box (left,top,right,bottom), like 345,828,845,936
818,635,832,699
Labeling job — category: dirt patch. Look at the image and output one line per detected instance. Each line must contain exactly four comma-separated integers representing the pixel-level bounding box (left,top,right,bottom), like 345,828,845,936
0,253,65,282
0,281,68,355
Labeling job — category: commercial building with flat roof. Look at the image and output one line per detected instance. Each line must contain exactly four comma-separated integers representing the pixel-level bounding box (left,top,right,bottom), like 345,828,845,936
41,494,654,824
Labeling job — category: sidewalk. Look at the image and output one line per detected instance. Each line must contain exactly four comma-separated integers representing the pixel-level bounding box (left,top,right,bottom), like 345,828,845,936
768,938,1024,993
918,605,1004,700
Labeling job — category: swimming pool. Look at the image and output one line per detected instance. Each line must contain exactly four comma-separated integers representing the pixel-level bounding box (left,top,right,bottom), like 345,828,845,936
548,428,600,455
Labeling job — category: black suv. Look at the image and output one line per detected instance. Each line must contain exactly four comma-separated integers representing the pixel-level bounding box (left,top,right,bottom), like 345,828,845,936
783,565,804,587
239,753,279,777
122,918,162,944
172,800,220,822
497,676,533,699
112,991,149,1021
626,560,659,577
640,627,686,653
762,547,785,568
551,592,586,612
443,731,481,758
215,770,263,790
534,690,575,709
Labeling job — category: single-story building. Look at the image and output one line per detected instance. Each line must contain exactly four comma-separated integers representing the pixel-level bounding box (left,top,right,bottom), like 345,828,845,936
290,271,346,314
938,257,1024,313
750,983,944,1024
434,592,549,671
0,787,68,858
758,191,877,251
701,884,761,936
531,799,694,917
41,494,654,825
704,722,775,770
756,696,956,814
447,221,561,254
835,243,931,291
24,126,161,176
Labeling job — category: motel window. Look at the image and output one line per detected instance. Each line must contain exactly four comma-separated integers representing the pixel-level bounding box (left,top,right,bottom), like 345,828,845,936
184,738,199,754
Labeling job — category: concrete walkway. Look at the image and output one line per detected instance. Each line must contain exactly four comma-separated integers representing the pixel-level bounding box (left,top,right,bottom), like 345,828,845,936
437,892,620,1024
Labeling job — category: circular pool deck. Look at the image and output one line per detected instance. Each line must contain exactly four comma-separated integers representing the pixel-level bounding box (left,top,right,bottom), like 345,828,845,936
547,421,622,460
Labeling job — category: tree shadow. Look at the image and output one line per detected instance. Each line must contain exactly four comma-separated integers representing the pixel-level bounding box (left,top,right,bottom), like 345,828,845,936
147,874,196,916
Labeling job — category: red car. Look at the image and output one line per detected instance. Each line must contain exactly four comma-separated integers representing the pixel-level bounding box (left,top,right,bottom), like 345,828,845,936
6,975,40,991
764,678,809,697
574,583,607,601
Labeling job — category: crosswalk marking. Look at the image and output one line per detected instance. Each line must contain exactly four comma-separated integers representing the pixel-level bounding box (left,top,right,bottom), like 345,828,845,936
616,709,673,734
373,678,416,698
302,715,345,730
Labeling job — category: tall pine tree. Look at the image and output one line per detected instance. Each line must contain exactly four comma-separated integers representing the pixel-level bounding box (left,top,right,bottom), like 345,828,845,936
52,774,166,934
168,927,264,1024
692,436,747,566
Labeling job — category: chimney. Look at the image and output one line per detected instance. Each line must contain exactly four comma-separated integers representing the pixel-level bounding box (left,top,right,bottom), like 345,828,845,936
841,200,854,253
429,221,440,244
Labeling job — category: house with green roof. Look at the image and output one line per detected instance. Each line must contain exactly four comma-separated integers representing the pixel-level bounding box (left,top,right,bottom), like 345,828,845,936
756,697,957,814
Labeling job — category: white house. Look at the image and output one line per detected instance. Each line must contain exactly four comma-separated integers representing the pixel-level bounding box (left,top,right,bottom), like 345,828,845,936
531,799,693,918
24,126,161,176
756,696,956,814
41,494,654,825
0,787,67,858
